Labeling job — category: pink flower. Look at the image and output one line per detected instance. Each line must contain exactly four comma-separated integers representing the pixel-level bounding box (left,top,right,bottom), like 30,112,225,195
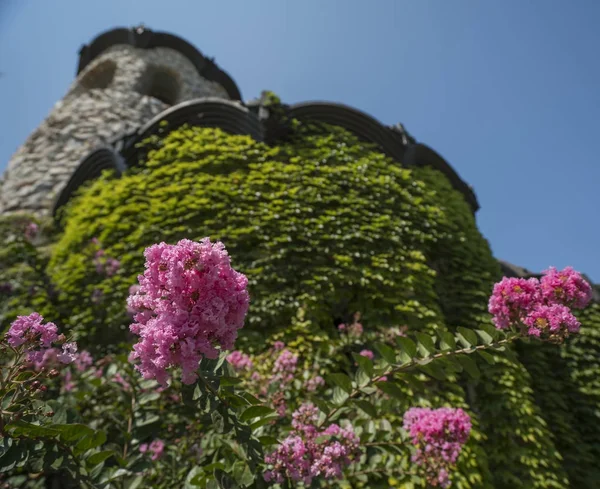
264,419,360,484
348,322,363,337
62,370,75,392
403,407,471,488
488,277,540,329
57,342,77,364
74,351,93,372
128,239,249,385
273,341,285,351
112,373,131,391
337,323,346,332
359,349,374,360
7,313,58,348
305,375,325,392
227,350,253,371
272,349,298,384
540,266,592,309
149,439,165,461
523,303,580,340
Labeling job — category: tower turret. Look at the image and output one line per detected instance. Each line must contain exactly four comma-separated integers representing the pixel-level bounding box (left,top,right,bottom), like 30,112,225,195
0,25,240,215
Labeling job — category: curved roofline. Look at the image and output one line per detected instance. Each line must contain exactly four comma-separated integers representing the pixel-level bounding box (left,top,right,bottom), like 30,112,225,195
52,146,123,219
77,26,242,101
289,101,479,212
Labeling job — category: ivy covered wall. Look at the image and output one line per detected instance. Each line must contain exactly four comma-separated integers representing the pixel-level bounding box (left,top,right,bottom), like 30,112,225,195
1,115,598,487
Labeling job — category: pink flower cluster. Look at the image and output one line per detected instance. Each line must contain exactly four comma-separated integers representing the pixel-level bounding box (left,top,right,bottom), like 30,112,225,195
264,403,361,485
403,407,471,488
91,239,120,277
272,348,298,384
6,313,76,368
128,239,249,385
227,350,253,371
140,439,165,461
488,267,592,341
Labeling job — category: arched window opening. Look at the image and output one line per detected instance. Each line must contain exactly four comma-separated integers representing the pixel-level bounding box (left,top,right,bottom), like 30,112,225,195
148,68,180,106
80,60,116,90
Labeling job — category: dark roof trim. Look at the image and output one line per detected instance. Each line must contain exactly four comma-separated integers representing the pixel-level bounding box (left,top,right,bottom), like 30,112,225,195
77,26,242,101
403,144,479,212
289,101,479,212
120,98,263,164
53,147,123,219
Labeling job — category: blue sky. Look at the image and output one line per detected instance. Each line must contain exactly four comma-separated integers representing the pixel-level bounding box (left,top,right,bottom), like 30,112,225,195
1,1,599,281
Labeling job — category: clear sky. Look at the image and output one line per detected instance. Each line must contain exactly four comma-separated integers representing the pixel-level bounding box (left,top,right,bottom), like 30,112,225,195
1,1,599,281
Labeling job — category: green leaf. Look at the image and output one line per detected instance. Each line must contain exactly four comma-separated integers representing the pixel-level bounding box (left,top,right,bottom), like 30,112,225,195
326,373,353,394
352,399,378,417
439,332,456,351
396,337,417,359
418,362,447,381
250,415,279,431
258,436,279,446
376,381,404,400
457,355,480,380
415,333,436,357
240,405,275,422
311,397,332,415
352,354,374,377
456,327,478,348
374,342,396,365
220,376,243,387
7,421,60,438
475,329,494,345
477,350,496,365
87,450,114,467
214,468,238,489
332,386,350,405
52,424,94,443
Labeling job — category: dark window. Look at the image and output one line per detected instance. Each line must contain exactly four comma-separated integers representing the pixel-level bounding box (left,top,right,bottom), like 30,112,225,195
148,68,180,105
80,60,116,90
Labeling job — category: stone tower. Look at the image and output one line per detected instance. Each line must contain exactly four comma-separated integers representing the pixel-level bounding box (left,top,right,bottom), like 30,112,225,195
0,26,240,215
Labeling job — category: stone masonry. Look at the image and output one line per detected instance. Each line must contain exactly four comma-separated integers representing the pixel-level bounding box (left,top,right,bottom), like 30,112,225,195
0,44,230,215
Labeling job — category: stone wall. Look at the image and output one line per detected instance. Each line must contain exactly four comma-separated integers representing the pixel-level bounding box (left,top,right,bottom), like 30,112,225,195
0,45,230,216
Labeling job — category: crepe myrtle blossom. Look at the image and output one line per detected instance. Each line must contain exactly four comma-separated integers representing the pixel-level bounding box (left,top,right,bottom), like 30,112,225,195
403,407,471,488
128,239,249,385
264,403,361,485
488,267,591,341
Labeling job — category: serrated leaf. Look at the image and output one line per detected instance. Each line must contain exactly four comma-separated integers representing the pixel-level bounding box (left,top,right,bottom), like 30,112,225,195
311,397,332,415
327,373,353,394
457,327,478,348
240,406,275,423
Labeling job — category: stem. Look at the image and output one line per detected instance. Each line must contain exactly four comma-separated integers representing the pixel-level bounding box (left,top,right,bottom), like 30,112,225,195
321,335,518,426
122,393,136,459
